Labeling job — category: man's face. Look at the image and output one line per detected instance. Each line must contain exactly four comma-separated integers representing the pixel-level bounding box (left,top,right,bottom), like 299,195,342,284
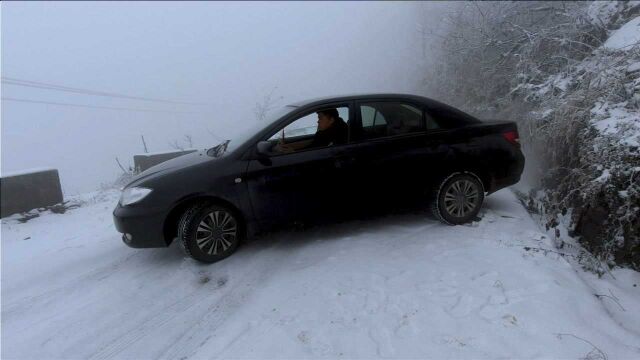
317,113,334,131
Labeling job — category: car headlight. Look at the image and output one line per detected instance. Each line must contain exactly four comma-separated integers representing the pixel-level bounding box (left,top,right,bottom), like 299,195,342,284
119,187,153,206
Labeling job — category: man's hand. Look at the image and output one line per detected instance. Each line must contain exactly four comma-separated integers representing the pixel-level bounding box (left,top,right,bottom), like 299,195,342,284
275,139,294,153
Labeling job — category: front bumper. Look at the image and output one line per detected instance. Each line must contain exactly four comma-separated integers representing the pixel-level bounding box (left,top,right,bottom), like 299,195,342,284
113,204,169,248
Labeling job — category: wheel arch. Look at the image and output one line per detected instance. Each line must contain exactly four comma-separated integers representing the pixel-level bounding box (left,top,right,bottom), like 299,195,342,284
461,169,489,194
438,166,490,195
440,148,492,194
162,194,245,246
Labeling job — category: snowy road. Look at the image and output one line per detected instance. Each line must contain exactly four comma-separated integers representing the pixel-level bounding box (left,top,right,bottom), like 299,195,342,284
2,189,639,359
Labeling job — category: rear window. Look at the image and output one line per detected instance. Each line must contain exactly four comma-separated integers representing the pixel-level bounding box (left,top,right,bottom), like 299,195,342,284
427,104,480,129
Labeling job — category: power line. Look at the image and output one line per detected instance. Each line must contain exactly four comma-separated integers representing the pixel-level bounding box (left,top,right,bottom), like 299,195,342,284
1,76,210,106
2,97,202,114
2,77,208,106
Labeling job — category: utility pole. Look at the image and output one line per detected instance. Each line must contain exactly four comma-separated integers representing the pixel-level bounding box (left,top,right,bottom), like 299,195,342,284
141,135,149,153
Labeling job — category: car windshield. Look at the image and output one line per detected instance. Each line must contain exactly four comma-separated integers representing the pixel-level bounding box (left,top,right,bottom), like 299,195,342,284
206,105,297,157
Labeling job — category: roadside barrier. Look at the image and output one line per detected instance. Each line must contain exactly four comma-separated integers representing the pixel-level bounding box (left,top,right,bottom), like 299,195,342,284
0,168,64,218
133,149,197,173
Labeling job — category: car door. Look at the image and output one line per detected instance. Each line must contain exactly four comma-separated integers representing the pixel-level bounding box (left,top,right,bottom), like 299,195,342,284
344,100,449,208
244,103,354,226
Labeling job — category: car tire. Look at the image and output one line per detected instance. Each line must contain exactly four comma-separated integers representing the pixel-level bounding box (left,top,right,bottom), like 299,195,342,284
431,172,485,225
178,203,243,263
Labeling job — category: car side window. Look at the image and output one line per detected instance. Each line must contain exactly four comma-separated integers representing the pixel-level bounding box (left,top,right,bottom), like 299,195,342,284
266,106,350,154
357,102,425,140
361,106,387,127
268,112,317,141
425,111,440,130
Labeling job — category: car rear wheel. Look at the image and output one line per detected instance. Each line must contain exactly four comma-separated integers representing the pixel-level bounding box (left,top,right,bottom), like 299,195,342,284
431,173,484,225
178,203,242,263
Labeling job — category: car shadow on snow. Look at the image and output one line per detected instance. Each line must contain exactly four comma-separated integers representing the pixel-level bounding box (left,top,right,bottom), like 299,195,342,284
229,203,446,259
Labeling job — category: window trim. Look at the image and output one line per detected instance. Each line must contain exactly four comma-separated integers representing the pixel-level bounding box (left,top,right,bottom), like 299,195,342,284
265,138,351,158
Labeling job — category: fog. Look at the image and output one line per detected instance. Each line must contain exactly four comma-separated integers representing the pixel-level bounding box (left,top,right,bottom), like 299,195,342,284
1,1,444,194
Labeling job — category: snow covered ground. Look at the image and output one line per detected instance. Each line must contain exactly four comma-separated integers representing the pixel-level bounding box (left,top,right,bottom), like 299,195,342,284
2,189,640,359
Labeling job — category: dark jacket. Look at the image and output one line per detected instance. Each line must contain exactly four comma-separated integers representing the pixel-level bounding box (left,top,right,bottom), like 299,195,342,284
308,117,348,148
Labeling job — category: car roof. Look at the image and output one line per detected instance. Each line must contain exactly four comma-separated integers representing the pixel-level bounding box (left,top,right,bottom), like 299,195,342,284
287,93,443,108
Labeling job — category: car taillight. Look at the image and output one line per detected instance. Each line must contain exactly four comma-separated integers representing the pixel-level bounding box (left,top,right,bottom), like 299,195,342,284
502,130,520,145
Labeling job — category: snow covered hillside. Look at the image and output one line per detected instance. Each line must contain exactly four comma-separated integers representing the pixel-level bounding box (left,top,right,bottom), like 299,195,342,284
423,1,640,270
2,189,639,359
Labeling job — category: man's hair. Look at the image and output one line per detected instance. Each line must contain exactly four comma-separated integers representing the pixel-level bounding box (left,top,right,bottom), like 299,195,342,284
317,108,339,120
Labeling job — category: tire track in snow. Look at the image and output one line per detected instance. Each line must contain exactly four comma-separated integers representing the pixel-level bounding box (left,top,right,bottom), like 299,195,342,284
2,251,141,322
87,278,227,360
5,250,198,343
87,238,287,360
159,240,291,360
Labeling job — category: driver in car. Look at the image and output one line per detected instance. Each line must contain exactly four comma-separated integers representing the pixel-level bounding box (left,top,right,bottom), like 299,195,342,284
276,108,348,153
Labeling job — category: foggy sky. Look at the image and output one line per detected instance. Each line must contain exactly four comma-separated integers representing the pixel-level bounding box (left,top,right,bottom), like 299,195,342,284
2,1,434,193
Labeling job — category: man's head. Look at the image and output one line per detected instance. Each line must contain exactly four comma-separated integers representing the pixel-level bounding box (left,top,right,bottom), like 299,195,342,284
316,108,339,131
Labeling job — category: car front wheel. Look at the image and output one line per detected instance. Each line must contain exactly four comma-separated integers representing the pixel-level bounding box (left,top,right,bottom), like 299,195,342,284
178,203,242,263
431,173,485,225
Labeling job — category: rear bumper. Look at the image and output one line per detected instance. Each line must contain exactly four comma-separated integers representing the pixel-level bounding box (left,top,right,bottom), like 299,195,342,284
113,204,168,248
488,174,521,194
487,149,525,194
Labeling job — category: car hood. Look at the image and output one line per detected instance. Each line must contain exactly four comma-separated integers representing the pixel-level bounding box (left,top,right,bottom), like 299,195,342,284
125,150,212,188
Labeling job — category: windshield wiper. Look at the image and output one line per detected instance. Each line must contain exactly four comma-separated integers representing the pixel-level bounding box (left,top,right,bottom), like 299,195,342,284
207,139,230,157
217,139,230,156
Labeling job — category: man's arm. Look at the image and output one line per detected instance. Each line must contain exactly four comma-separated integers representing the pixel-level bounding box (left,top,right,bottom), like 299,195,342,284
274,138,314,153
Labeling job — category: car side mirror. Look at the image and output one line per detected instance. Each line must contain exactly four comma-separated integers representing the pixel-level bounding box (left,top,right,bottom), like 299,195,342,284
256,141,272,156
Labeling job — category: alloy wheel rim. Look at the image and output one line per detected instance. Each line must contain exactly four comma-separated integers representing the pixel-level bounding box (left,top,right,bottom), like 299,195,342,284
443,179,479,218
196,211,237,255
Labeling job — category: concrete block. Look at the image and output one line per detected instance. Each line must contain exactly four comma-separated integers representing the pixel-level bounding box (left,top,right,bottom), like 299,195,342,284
1,168,64,218
133,149,197,173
